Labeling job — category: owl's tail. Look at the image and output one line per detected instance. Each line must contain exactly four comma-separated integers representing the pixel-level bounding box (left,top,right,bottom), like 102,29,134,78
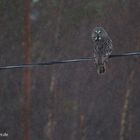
97,63,106,74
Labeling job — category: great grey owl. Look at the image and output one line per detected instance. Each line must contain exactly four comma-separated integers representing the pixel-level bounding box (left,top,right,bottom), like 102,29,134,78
91,27,113,74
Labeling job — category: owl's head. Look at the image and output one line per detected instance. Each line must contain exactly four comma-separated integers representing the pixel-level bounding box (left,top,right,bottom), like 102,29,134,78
91,27,108,42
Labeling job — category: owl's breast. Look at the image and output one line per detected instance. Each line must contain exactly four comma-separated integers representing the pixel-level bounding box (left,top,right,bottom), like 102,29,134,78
94,38,112,57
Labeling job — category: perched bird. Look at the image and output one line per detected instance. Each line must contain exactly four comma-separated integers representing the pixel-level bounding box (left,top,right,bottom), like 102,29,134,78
91,27,113,74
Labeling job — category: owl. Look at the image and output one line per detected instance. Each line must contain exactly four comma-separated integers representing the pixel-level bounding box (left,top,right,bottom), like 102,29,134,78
91,27,113,74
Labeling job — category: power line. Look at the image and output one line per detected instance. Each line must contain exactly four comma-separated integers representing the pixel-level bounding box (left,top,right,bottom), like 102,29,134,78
109,51,140,58
0,51,140,70
0,57,93,70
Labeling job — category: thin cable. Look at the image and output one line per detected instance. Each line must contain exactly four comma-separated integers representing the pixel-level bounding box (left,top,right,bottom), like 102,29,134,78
0,57,93,70
0,51,140,70
109,51,140,58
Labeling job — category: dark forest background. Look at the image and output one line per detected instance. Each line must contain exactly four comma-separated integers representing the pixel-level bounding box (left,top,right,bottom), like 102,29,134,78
0,0,140,140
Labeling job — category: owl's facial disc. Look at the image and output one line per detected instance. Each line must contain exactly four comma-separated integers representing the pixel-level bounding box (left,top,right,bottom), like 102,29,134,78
92,28,103,42
94,30,102,41
94,31,102,41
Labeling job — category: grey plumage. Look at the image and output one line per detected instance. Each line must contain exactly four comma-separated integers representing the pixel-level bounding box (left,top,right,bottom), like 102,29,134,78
91,27,113,74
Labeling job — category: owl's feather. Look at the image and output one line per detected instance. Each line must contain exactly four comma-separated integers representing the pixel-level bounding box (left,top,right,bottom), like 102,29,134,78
92,27,113,74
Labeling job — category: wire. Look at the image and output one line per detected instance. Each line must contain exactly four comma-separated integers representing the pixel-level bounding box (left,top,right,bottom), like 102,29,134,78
109,51,140,58
0,51,140,70
0,57,93,70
